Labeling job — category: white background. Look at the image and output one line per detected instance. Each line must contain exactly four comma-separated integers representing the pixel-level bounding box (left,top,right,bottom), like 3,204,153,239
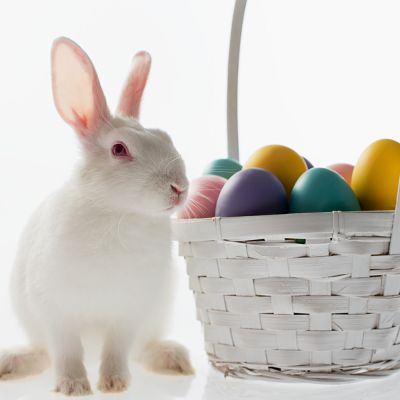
1,0,400,399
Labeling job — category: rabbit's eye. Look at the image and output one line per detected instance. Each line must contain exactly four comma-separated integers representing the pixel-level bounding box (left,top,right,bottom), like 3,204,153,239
111,142,132,160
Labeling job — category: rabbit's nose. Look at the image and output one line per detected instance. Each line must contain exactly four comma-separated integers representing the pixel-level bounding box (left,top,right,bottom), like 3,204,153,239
170,183,184,196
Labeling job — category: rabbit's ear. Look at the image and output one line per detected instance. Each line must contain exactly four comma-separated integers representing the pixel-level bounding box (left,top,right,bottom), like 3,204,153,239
51,37,110,137
117,51,151,119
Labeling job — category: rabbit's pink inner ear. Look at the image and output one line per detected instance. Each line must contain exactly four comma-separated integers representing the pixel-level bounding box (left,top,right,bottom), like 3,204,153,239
51,37,110,136
117,51,151,119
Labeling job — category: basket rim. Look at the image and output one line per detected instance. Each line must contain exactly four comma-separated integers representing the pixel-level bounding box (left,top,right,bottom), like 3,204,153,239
172,209,395,224
171,210,395,223
172,210,396,244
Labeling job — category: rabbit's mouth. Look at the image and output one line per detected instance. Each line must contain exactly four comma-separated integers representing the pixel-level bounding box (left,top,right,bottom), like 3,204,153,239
166,202,183,211
168,184,188,209
165,196,187,213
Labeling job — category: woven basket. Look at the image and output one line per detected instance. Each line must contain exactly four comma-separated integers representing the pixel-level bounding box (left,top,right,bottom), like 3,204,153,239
173,0,400,382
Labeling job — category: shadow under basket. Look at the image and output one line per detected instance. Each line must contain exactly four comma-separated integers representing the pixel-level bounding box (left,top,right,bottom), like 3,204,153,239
173,204,400,382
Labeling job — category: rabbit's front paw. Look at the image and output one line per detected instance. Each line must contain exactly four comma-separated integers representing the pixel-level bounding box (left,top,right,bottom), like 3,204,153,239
142,340,194,376
97,373,130,393
55,376,92,396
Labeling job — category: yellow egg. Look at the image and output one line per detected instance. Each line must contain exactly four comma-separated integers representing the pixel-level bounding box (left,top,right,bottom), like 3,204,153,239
352,139,400,210
244,145,307,195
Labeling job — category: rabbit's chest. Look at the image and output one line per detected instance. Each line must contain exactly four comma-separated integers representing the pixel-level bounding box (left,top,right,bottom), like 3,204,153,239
32,213,173,320
61,210,171,263
65,217,171,280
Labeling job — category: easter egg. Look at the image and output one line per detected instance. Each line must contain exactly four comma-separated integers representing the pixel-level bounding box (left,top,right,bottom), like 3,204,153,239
304,157,314,169
203,158,242,179
352,139,400,210
244,145,307,195
216,168,288,217
290,168,361,213
177,175,226,219
328,163,354,185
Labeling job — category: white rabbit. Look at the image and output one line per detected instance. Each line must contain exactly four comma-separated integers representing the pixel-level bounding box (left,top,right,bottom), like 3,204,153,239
0,37,193,396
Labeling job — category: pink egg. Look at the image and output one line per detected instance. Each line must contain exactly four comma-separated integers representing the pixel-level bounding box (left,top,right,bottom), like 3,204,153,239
177,175,227,219
328,163,354,185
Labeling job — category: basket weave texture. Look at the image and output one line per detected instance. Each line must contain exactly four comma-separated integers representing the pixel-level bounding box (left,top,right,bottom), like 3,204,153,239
173,209,400,381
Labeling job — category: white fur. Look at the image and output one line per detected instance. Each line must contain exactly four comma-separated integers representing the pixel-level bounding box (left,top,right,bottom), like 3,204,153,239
1,38,193,396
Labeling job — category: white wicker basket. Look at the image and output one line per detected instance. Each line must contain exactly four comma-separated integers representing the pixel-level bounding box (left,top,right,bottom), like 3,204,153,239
173,0,400,382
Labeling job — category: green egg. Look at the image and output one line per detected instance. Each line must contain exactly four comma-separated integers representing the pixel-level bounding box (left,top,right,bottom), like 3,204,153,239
203,158,242,179
290,167,361,213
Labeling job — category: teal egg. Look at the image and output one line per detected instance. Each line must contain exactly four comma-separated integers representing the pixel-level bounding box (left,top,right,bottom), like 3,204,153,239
203,158,242,179
290,167,361,213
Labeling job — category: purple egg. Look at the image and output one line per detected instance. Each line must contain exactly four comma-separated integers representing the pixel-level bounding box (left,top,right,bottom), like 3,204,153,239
303,157,314,169
215,168,288,217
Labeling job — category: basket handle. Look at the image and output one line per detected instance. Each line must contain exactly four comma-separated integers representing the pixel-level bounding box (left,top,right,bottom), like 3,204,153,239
227,0,247,162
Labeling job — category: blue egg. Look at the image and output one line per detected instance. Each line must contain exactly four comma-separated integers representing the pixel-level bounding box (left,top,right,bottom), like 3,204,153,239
290,168,361,213
203,158,242,179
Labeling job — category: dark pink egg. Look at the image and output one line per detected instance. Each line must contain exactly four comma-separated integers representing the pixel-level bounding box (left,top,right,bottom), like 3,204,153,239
177,175,226,219
328,163,354,185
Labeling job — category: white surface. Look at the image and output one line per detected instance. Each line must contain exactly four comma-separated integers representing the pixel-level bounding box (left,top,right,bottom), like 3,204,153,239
1,263,400,400
1,259,400,400
2,0,400,398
